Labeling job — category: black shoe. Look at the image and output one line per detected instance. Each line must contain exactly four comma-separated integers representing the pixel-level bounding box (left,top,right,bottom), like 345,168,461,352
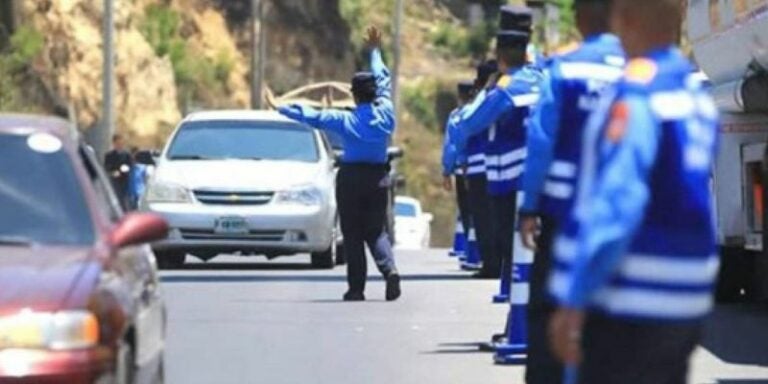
343,291,365,301
386,273,401,302
472,271,500,279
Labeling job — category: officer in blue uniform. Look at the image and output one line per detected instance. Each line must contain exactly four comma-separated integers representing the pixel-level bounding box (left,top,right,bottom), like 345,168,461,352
444,61,498,278
442,81,476,239
279,27,400,302
548,1,720,382
517,0,624,382
451,19,541,279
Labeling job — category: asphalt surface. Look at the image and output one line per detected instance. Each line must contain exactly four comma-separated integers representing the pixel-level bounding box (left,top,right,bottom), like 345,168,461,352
160,249,768,384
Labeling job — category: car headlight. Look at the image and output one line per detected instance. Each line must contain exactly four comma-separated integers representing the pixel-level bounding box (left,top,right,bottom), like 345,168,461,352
145,181,192,203
0,309,99,350
274,185,323,206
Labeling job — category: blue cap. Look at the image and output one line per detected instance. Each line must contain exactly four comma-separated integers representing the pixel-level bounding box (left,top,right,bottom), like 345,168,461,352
496,30,531,50
499,5,533,32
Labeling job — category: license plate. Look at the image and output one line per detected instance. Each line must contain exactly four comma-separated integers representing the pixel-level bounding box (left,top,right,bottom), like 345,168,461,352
214,217,248,235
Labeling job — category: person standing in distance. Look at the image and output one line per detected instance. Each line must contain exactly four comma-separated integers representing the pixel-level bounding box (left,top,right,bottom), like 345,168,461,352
279,26,400,302
441,81,476,241
548,0,720,382
104,133,133,210
518,0,625,382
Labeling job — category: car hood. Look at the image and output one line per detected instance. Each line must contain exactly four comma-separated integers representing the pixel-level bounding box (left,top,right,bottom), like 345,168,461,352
156,159,323,191
0,246,102,315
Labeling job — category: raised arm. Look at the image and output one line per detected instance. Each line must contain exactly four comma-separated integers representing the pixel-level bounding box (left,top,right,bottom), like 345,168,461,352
453,86,513,153
365,27,391,101
278,104,352,137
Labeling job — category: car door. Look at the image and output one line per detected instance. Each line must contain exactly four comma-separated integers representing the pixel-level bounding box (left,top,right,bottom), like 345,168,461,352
79,145,166,369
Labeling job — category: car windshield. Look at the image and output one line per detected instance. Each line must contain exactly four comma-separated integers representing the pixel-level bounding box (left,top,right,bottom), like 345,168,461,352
395,202,417,217
0,133,94,245
167,120,319,162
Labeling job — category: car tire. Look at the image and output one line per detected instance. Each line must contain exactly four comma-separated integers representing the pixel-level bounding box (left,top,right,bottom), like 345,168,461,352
156,252,186,270
311,244,335,269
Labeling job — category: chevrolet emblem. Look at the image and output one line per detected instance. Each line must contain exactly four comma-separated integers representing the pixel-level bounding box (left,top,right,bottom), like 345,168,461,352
229,194,240,201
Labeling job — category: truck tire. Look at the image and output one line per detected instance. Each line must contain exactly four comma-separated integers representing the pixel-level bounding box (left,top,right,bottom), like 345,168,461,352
716,246,750,302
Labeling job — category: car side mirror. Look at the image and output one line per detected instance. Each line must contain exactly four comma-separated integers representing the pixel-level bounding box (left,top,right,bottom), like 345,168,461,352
135,150,156,165
332,149,344,167
387,146,404,161
423,213,434,223
110,213,169,248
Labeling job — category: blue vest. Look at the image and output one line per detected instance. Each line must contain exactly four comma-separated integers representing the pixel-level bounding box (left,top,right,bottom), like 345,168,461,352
464,134,488,176
485,66,541,196
556,50,720,321
540,34,625,219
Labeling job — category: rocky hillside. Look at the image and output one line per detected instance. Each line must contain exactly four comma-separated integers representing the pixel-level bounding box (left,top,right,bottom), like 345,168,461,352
0,0,525,246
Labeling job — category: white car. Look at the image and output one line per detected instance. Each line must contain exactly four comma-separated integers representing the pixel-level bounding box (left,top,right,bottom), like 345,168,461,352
141,110,341,268
394,196,433,250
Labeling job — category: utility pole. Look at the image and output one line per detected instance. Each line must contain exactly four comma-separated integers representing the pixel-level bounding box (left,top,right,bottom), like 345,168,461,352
392,0,404,119
99,0,115,160
251,0,266,109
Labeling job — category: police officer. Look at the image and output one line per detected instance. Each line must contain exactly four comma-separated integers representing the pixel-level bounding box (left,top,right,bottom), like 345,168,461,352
548,1,719,382
451,21,541,281
444,63,497,278
518,0,624,382
104,133,133,210
279,26,400,302
442,81,476,240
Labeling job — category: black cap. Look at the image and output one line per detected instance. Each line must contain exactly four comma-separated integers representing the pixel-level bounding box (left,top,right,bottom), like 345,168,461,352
496,30,530,50
457,80,474,96
475,60,499,88
351,72,376,95
499,5,533,32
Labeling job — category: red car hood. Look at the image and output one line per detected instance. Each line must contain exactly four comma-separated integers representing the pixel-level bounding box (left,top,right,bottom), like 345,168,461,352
0,245,102,315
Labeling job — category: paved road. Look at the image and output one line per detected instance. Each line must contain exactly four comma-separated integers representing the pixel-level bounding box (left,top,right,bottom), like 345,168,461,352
160,249,768,384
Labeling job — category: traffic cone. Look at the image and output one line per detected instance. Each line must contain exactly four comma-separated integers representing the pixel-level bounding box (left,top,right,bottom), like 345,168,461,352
493,230,534,364
448,215,466,258
460,227,482,271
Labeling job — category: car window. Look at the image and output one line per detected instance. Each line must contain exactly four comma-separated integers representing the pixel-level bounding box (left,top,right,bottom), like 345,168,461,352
167,120,319,162
0,133,95,245
395,202,417,217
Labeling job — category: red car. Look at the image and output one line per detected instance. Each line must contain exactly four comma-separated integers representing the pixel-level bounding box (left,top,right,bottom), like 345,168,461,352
0,115,168,383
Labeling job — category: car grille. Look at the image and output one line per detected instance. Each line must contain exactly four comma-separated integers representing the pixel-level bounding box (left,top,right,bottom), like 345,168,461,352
179,228,287,241
193,190,274,205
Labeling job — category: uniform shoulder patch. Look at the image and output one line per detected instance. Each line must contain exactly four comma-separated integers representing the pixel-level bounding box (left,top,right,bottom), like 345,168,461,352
625,59,658,84
554,41,580,56
496,75,512,89
606,101,629,143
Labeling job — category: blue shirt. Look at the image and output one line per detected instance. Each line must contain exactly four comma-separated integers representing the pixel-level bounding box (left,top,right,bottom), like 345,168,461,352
441,107,465,176
550,47,720,321
452,66,542,195
521,33,625,218
278,49,394,164
128,163,147,199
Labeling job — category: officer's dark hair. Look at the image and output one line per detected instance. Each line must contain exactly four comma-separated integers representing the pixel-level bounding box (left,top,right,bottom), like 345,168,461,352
112,133,123,143
496,46,527,69
351,72,377,105
574,0,613,36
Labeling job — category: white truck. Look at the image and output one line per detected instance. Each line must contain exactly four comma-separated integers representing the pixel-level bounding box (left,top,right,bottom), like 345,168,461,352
688,0,768,301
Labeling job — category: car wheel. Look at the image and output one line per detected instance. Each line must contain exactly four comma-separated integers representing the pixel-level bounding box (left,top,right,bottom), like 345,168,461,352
156,252,186,270
311,243,335,269
116,340,135,384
